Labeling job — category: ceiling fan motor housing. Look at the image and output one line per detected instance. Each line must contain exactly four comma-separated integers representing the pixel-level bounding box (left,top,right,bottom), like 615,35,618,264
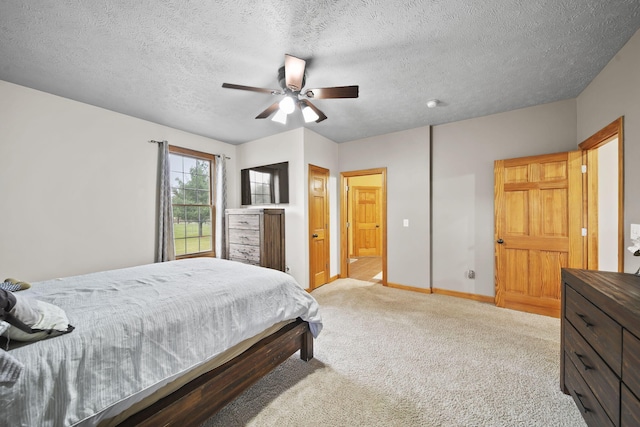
278,65,305,92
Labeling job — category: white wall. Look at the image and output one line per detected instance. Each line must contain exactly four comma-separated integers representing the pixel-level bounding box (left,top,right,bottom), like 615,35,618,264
0,81,236,282
338,127,430,289
597,139,619,272
234,128,341,289
431,99,577,297
577,28,640,274
235,128,307,286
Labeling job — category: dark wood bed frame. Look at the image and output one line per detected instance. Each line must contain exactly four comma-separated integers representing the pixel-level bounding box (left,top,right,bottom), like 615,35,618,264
118,318,313,427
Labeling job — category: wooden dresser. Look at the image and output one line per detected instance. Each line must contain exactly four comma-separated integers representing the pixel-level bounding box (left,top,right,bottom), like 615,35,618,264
225,208,285,272
561,268,640,426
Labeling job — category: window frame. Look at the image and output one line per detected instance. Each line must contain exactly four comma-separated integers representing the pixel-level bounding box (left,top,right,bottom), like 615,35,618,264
168,145,216,259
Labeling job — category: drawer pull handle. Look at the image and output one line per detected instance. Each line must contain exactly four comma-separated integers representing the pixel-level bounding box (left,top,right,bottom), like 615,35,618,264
576,313,593,329
574,352,592,371
574,391,591,414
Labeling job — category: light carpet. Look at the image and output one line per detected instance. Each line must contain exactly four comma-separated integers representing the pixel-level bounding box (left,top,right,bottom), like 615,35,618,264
201,278,585,426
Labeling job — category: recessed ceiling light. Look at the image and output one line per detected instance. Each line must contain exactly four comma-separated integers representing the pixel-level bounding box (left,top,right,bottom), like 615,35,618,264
426,99,439,108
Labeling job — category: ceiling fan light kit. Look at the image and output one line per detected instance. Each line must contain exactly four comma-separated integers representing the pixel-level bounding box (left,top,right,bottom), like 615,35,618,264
302,105,320,123
222,54,359,124
271,109,288,124
278,96,296,115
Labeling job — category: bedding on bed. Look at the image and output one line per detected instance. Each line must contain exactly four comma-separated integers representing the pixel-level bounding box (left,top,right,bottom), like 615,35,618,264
0,258,322,427
0,322,23,386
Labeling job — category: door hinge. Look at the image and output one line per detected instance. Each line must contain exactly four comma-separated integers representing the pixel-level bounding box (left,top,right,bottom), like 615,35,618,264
346,222,350,228
581,165,587,173
345,185,349,192
581,228,587,236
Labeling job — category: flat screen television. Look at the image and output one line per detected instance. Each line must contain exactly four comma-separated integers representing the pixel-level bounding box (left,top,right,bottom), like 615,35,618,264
241,161,289,205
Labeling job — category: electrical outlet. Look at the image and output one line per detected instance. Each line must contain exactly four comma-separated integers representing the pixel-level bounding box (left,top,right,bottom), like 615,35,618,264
467,270,475,279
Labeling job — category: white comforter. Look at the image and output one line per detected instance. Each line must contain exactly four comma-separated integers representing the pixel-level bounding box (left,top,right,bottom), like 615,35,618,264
0,258,322,427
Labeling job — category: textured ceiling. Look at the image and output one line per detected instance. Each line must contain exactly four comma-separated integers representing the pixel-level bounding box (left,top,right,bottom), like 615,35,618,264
1,1,639,144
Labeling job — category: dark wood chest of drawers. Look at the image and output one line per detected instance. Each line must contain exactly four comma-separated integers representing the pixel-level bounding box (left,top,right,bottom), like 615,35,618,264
225,208,285,272
561,269,640,426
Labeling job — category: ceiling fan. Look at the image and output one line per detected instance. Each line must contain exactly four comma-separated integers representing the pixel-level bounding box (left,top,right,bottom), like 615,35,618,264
222,54,359,124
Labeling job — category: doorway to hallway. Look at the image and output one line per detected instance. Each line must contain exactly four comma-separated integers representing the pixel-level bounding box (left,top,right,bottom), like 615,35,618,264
340,168,387,284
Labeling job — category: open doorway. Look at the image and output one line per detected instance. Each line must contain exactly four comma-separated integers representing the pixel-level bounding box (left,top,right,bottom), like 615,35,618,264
340,168,387,284
580,116,624,272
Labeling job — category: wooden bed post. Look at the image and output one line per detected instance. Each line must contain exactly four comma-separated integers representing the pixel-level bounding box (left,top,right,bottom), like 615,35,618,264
300,327,314,361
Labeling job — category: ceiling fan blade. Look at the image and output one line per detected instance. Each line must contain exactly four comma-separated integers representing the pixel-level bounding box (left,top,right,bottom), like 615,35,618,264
255,102,280,119
222,83,281,95
300,99,328,123
284,54,306,92
304,85,359,99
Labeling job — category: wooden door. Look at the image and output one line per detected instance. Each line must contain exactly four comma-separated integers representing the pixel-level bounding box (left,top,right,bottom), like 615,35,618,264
494,151,584,317
353,187,381,256
309,165,329,289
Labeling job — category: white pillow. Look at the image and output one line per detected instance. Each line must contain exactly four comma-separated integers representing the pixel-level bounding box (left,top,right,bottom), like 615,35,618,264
2,294,74,342
0,320,9,335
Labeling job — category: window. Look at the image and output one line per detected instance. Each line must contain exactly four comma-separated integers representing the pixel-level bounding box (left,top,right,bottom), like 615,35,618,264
169,146,215,258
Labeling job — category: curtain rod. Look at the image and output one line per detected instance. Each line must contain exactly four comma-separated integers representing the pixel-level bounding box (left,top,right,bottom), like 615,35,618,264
148,140,231,159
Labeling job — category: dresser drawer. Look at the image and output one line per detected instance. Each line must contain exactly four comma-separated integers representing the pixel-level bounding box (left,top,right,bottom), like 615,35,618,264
564,319,619,423
228,228,260,246
565,285,622,375
228,244,260,265
622,383,640,427
564,352,615,427
623,329,640,399
228,214,260,230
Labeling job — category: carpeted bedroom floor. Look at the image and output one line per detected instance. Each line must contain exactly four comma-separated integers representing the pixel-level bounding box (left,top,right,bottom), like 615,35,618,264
201,278,586,426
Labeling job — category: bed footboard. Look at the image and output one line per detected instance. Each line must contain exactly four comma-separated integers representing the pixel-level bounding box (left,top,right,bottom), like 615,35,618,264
118,318,313,427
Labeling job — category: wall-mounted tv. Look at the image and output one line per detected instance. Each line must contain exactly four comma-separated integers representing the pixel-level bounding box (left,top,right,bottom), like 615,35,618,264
241,161,289,205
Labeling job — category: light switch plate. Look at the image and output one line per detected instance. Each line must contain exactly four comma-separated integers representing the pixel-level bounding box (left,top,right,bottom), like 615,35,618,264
631,224,640,240
403,219,409,227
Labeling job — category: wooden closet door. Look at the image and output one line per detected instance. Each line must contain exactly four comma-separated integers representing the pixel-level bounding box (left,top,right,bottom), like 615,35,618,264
309,165,329,289
494,151,583,317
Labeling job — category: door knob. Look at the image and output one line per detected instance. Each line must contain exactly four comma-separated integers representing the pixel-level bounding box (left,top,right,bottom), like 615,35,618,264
497,239,504,244
312,234,318,238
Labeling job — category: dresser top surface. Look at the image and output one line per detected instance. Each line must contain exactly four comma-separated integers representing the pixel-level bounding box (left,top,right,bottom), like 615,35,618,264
563,268,640,334
226,208,284,214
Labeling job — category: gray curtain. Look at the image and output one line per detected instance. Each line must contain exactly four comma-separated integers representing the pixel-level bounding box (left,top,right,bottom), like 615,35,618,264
215,155,227,258
157,140,175,262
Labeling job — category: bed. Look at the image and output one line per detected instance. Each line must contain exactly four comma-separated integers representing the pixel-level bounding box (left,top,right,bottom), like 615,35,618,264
0,258,322,426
